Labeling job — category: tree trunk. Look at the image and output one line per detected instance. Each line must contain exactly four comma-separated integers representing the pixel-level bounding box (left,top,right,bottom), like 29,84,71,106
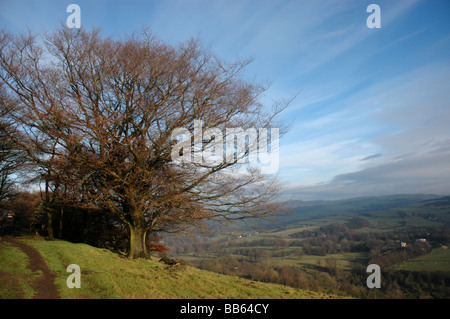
46,209,54,240
128,224,149,259
44,179,54,240
59,206,63,239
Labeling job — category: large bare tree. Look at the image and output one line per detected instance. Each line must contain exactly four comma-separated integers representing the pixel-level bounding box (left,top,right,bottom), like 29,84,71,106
0,28,288,258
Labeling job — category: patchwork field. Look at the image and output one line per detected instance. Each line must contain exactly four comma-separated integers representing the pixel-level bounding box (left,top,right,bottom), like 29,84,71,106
395,247,450,272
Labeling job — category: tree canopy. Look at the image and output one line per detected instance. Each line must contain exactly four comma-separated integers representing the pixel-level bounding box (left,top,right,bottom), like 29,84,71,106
0,27,288,258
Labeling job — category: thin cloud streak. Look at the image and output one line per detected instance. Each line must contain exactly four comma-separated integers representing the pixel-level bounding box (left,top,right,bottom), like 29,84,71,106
283,62,450,199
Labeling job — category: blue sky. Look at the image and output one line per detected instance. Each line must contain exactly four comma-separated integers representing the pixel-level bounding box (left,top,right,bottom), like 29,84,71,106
1,0,449,200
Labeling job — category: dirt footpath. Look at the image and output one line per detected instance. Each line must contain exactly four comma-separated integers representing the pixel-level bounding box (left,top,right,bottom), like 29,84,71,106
1,237,60,299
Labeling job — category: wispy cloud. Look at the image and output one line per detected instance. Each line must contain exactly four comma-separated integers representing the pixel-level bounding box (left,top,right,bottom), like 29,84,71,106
283,61,450,199
1,0,448,200
360,153,382,161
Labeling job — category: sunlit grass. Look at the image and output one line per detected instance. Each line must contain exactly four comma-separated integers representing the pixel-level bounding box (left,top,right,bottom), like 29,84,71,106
0,241,35,298
18,237,343,299
395,247,450,272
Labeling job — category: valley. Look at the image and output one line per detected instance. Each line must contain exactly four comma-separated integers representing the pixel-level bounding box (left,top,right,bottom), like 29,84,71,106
164,194,450,298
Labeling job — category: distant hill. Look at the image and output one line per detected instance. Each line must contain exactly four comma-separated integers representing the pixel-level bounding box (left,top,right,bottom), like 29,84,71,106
414,196,450,208
268,194,443,228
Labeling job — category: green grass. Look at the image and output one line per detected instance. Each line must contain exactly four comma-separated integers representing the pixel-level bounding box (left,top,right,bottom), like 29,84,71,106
266,252,367,270
1,237,346,299
395,247,450,272
0,241,35,299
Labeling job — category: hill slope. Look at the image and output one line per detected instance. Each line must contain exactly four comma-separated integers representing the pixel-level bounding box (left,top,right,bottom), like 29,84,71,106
0,236,344,299
265,194,443,228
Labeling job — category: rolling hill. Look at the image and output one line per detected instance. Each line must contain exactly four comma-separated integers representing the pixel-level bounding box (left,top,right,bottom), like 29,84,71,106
260,194,444,230
0,236,344,299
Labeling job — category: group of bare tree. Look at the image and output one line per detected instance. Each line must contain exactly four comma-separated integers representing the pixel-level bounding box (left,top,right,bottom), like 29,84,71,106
0,27,288,258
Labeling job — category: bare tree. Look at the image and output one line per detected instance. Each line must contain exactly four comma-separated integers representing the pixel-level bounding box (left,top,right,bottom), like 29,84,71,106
0,118,25,208
0,28,288,258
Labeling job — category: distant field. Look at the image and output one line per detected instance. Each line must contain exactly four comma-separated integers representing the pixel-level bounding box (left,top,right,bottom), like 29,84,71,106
395,247,450,272
298,253,367,270
268,252,367,270
162,196,450,298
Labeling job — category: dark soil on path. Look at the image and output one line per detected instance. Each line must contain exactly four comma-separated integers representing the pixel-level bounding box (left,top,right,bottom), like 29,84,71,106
1,237,60,299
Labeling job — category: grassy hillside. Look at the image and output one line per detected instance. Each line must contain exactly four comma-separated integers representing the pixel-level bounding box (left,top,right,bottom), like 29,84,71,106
0,236,343,299
394,247,450,272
